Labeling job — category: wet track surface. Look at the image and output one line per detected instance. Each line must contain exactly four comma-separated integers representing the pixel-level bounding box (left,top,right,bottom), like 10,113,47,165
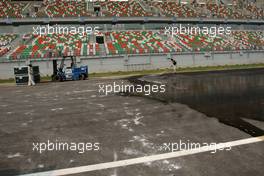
129,68,264,137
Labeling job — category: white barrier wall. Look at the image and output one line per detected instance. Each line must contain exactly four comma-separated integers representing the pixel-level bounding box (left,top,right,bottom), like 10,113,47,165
0,52,264,79
0,61,25,79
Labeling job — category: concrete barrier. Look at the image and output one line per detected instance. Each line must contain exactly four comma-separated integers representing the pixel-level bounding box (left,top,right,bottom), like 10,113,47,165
0,51,263,79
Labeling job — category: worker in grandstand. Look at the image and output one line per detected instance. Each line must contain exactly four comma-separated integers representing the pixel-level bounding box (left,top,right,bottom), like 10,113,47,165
28,64,35,86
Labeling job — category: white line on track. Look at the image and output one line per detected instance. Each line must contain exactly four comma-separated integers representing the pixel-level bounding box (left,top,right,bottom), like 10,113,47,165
20,135,264,176
72,90,96,93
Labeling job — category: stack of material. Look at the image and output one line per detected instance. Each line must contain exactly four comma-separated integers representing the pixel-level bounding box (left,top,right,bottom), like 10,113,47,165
14,66,40,85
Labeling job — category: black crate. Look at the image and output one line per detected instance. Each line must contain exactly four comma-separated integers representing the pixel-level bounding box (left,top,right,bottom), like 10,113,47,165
15,75,28,85
14,66,28,75
14,66,40,76
15,74,40,85
34,74,40,83
33,66,39,75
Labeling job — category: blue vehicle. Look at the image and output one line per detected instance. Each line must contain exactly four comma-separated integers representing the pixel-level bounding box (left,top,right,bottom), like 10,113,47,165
52,56,88,81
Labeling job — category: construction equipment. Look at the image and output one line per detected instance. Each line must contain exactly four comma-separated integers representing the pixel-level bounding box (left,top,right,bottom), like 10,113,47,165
51,56,88,81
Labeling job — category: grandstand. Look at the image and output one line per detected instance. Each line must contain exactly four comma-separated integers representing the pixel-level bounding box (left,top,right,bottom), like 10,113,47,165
2,30,263,61
0,0,27,18
0,0,263,78
45,1,91,18
100,1,153,17
0,0,263,19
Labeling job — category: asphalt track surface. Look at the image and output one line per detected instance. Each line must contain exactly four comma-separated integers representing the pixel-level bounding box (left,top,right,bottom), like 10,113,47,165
0,69,264,176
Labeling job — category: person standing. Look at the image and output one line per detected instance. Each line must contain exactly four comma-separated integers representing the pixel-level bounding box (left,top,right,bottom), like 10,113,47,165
28,64,35,86
170,58,177,72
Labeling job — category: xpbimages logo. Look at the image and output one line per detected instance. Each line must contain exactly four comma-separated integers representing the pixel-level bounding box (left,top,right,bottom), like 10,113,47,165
160,140,232,154
98,82,166,95
164,24,232,37
32,24,100,36
32,140,100,154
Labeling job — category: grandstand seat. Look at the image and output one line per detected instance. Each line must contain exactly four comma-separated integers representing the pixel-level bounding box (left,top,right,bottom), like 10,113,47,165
10,33,101,60
105,31,183,55
149,2,197,17
0,34,17,47
101,1,152,17
147,1,262,20
45,0,91,18
0,47,10,57
246,4,264,19
7,30,264,60
0,0,27,18
0,34,17,57
173,31,264,52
